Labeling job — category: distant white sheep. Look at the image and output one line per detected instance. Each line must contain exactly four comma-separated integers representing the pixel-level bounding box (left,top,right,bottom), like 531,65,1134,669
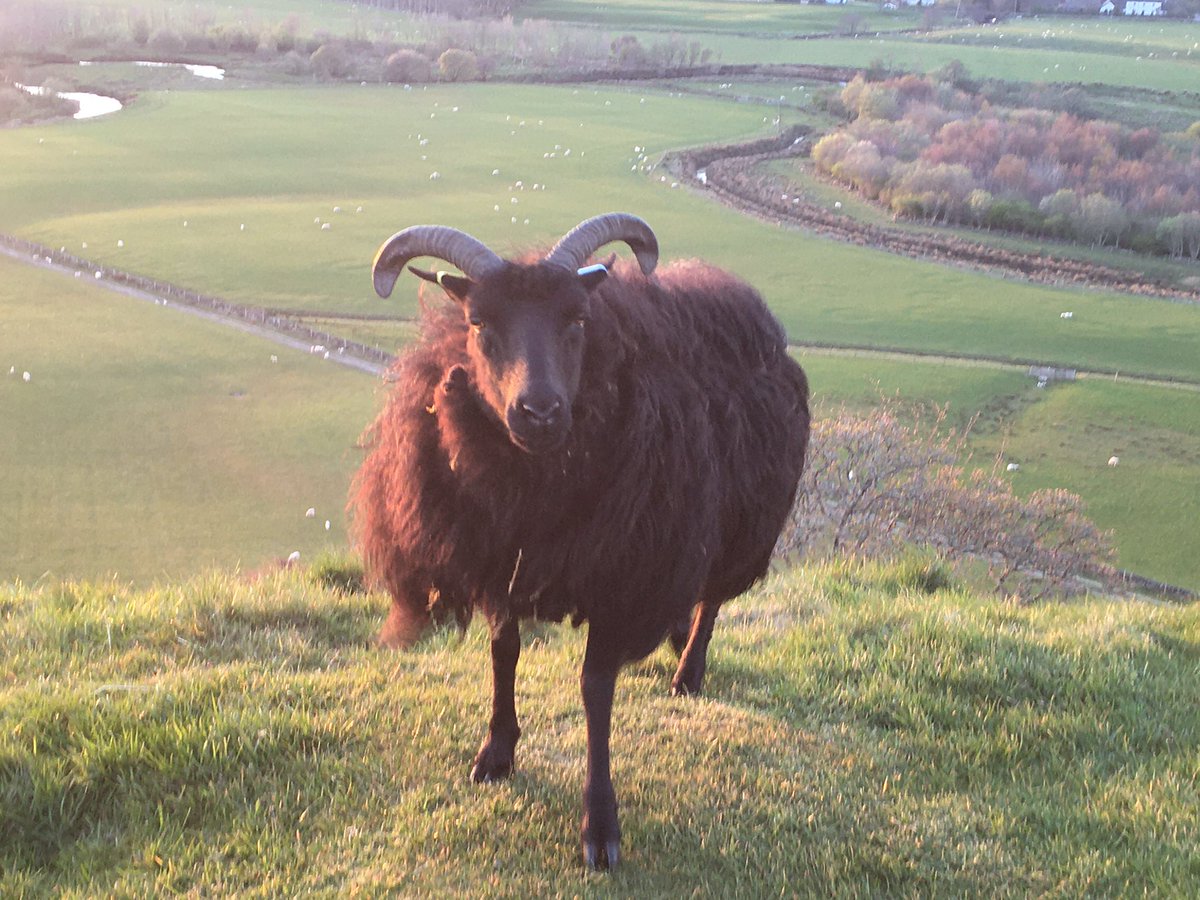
1060,311,1074,319
1006,463,1020,472
1108,456,1120,467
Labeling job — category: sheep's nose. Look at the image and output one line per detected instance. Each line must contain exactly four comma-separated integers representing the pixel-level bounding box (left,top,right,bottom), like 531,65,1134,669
518,395,563,427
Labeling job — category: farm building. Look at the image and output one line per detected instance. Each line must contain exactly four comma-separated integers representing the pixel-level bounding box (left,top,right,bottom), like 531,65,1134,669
1123,0,1163,13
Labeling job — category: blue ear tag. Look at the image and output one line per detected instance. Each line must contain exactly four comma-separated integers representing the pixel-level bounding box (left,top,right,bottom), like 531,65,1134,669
576,264,608,277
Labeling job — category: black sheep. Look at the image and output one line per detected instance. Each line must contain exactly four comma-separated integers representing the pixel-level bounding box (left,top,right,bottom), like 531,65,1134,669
351,212,810,869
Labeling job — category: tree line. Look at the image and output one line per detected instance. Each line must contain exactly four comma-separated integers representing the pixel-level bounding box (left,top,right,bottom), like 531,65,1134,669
812,68,1200,258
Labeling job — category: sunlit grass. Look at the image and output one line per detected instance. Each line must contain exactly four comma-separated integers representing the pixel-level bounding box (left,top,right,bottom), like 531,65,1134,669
2,560,1196,895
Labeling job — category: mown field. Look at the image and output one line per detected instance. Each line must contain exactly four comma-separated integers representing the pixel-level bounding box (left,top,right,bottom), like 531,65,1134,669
519,0,920,35
3,85,1196,380
2,560,1196,895
0,254,375,584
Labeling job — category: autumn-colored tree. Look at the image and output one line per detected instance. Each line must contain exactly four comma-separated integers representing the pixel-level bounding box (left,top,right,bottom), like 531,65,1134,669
812,71,1200,252
437,48,479,82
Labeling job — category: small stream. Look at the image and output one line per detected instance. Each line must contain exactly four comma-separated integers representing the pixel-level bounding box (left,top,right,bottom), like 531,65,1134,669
17,60,226,121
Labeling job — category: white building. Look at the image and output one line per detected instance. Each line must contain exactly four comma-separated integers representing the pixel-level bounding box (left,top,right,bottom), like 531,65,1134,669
1123,0,1163,14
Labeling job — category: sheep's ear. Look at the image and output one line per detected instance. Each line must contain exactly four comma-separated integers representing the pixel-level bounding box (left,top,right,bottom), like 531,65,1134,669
577,263,608,292
408,266,473,302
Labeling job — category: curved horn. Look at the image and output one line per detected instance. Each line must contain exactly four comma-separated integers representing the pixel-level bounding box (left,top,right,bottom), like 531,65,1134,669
372,225,504,298
544,213,659,276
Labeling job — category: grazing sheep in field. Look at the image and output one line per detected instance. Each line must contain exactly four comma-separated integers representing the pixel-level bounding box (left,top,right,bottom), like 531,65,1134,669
1108,456,1120,467
351,212,810,870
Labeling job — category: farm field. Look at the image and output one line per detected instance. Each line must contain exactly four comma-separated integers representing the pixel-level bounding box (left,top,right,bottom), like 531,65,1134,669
1,79,1197,588
2,561,1197,894
2,86,1196,381
519,0,919,35
0,254,375,584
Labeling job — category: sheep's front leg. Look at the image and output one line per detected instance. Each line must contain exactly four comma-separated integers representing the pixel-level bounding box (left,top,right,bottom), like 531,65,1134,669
471,615,521,783
580,635,621,870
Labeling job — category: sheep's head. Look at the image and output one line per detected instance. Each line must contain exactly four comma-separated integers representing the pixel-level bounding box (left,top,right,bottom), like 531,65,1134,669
372,213,658,455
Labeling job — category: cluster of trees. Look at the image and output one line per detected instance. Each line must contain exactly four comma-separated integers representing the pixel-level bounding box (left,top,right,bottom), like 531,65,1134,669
812,71,1200,256
2,1,719,88
347,0,519,17
778,400,1115,601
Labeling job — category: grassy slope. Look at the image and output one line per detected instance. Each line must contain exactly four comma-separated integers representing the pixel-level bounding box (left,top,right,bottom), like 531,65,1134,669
1,560,1197,895
0,254,375,584
803,354,1200,590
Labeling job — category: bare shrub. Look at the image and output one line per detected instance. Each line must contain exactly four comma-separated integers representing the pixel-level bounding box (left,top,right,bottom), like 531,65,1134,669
147,28,186,56
779,398,1115,600
311,42,351,80
384,49,433,84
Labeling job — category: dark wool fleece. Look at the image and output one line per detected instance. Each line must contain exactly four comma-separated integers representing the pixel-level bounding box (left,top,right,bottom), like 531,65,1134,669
351,257,810,663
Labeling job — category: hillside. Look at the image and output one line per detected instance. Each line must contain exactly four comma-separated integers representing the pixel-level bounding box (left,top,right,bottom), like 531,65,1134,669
2,559,1197,895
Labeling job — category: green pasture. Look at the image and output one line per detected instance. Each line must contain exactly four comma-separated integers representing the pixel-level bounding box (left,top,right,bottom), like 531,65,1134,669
933,16,1200,61
0,254,376,585
682,28,1200,94
519,0,917,35
3,561,1197,894
8,0,427,43
1,85,1196,384
971,378,1200,591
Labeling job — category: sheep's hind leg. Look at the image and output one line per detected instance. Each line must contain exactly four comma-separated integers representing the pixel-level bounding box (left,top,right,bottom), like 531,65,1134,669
471,616,521,783
670,601,720,697
668,608,693,656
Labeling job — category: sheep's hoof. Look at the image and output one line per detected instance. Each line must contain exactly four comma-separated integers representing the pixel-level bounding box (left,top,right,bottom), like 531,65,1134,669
670,662,705,697
470,737,516,783
669,679,700,698
583,839,620,871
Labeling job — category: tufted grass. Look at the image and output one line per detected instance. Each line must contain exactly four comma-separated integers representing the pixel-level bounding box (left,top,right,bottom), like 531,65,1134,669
1,558,1197,896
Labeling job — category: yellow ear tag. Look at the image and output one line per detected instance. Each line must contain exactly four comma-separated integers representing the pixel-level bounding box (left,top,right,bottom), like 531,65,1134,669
436,271,449,287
